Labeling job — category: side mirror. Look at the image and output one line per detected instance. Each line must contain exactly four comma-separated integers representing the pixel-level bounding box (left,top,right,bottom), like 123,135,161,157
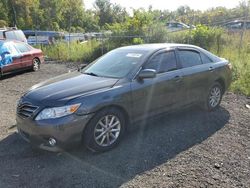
77,64,87,71
138,69,156,79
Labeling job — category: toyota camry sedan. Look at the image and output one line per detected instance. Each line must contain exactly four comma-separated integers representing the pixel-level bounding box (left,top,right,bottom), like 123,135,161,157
16,43,232,152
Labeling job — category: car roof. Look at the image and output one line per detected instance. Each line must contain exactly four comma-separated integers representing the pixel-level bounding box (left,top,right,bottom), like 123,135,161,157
117,43,201,52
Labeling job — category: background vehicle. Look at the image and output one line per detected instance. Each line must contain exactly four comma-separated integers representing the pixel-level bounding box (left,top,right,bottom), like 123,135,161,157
27,36,53,46
0,40,44,76
166,22,191,32
0,27,27,43
223,20,250,30
23,30,64,45
16,44,232,153
64,33,86,43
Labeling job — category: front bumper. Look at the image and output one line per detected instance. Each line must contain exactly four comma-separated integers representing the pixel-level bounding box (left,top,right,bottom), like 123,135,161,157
16,113,93,152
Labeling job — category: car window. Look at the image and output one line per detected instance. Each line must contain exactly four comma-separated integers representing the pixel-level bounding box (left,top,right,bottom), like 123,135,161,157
227,22,242,29
179,50,202,68
5,42,20,56
14,43,31,53
5,30,27,43
200,52,213,64
5,31,16,39
246,22,250,29
168,23,177,28
177,23,183,28
144,51,177,73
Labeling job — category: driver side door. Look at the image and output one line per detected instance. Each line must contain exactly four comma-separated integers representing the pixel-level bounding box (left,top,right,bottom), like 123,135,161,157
130,49,184,121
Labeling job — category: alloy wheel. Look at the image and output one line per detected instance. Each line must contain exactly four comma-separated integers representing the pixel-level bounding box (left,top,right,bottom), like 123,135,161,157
33,59,39,71
209,86,221,108
94,115,121,147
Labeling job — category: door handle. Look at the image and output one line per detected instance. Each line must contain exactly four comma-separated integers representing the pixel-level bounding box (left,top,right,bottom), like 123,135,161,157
173,75,182,82
209,67,214,71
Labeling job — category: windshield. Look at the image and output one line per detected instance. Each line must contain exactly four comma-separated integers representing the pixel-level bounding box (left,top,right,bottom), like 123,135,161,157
83,49,147,78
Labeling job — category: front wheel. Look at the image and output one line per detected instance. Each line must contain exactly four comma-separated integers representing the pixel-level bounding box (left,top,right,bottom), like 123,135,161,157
83,108,126,152
204,82,223,111
32,58,40,71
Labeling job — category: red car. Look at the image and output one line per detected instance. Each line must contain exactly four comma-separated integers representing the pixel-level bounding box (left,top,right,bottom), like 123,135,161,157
0,39,44,77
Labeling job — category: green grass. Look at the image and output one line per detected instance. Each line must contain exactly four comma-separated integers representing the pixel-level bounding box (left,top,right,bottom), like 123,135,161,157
37,40,101,63
212,31,250,96
218,48,250,96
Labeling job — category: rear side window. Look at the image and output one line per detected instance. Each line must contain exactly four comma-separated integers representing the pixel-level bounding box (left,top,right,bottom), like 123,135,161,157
179,50,202,68
5,31,16,40
14,43,31,53
5,30,27,43
246,22,250,29
145,51,177,73
201,52,213,64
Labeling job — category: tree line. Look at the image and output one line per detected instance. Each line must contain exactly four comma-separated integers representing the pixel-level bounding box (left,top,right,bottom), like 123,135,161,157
0,0,249,32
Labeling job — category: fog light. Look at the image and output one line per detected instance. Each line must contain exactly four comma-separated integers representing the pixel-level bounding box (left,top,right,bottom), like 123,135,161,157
48,138,56,146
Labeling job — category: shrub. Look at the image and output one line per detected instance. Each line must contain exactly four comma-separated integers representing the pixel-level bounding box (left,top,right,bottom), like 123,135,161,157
132,38,144,44
166,25,224,51
191,25,224,50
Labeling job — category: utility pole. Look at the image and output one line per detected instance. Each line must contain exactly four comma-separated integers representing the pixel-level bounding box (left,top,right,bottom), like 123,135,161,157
239,0,249,51
10,0,17,27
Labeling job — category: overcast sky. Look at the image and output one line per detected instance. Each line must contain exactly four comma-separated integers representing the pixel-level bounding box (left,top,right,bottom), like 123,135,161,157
85,0,242,11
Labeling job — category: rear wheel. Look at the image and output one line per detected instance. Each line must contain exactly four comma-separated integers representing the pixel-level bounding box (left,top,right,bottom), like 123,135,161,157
204,82,223,111
32,58,40,71
83,108,126,152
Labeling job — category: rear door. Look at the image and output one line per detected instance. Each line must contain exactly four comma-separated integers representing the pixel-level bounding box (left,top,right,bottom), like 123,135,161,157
176,48,214,104
131,49,184,120
13,42,32,68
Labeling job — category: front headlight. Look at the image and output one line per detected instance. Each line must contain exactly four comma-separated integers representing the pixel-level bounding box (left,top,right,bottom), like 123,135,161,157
35,103,81,120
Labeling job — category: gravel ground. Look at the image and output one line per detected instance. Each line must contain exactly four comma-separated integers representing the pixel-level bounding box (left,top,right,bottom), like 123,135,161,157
0,63,249,188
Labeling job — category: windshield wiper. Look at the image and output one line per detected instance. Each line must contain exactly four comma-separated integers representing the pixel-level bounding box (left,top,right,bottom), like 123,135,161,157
83,72,99,77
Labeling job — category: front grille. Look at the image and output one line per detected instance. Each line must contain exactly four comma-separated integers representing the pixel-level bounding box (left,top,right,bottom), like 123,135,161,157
17,103,39,119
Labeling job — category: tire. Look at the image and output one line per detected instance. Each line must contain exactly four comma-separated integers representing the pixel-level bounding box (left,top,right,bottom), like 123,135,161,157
32,58,40,71
83,108,126,152
203,82,223,111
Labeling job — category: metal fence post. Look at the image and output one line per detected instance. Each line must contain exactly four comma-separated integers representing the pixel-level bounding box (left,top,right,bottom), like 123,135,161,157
239,1,249,52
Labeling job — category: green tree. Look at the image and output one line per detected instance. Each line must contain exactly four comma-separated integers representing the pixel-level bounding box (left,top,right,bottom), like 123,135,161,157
61,0,85,31
38,0,65,30
2,0,40,28
82,10,100,31
94,0,128,27
0,0,9,26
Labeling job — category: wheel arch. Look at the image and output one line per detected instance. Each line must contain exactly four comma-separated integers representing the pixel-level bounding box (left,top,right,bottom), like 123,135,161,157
94,104,130,125
33,57,41,64
82,104,130,136
215,78,225,94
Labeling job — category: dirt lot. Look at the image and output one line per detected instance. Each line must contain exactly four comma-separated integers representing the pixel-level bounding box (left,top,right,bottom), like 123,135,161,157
0,63,249,188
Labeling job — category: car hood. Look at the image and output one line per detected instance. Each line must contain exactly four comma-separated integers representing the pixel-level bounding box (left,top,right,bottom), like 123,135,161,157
24,71,119,106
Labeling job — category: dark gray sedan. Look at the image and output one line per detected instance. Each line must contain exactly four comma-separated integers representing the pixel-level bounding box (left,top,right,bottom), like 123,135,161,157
16,44,232,152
